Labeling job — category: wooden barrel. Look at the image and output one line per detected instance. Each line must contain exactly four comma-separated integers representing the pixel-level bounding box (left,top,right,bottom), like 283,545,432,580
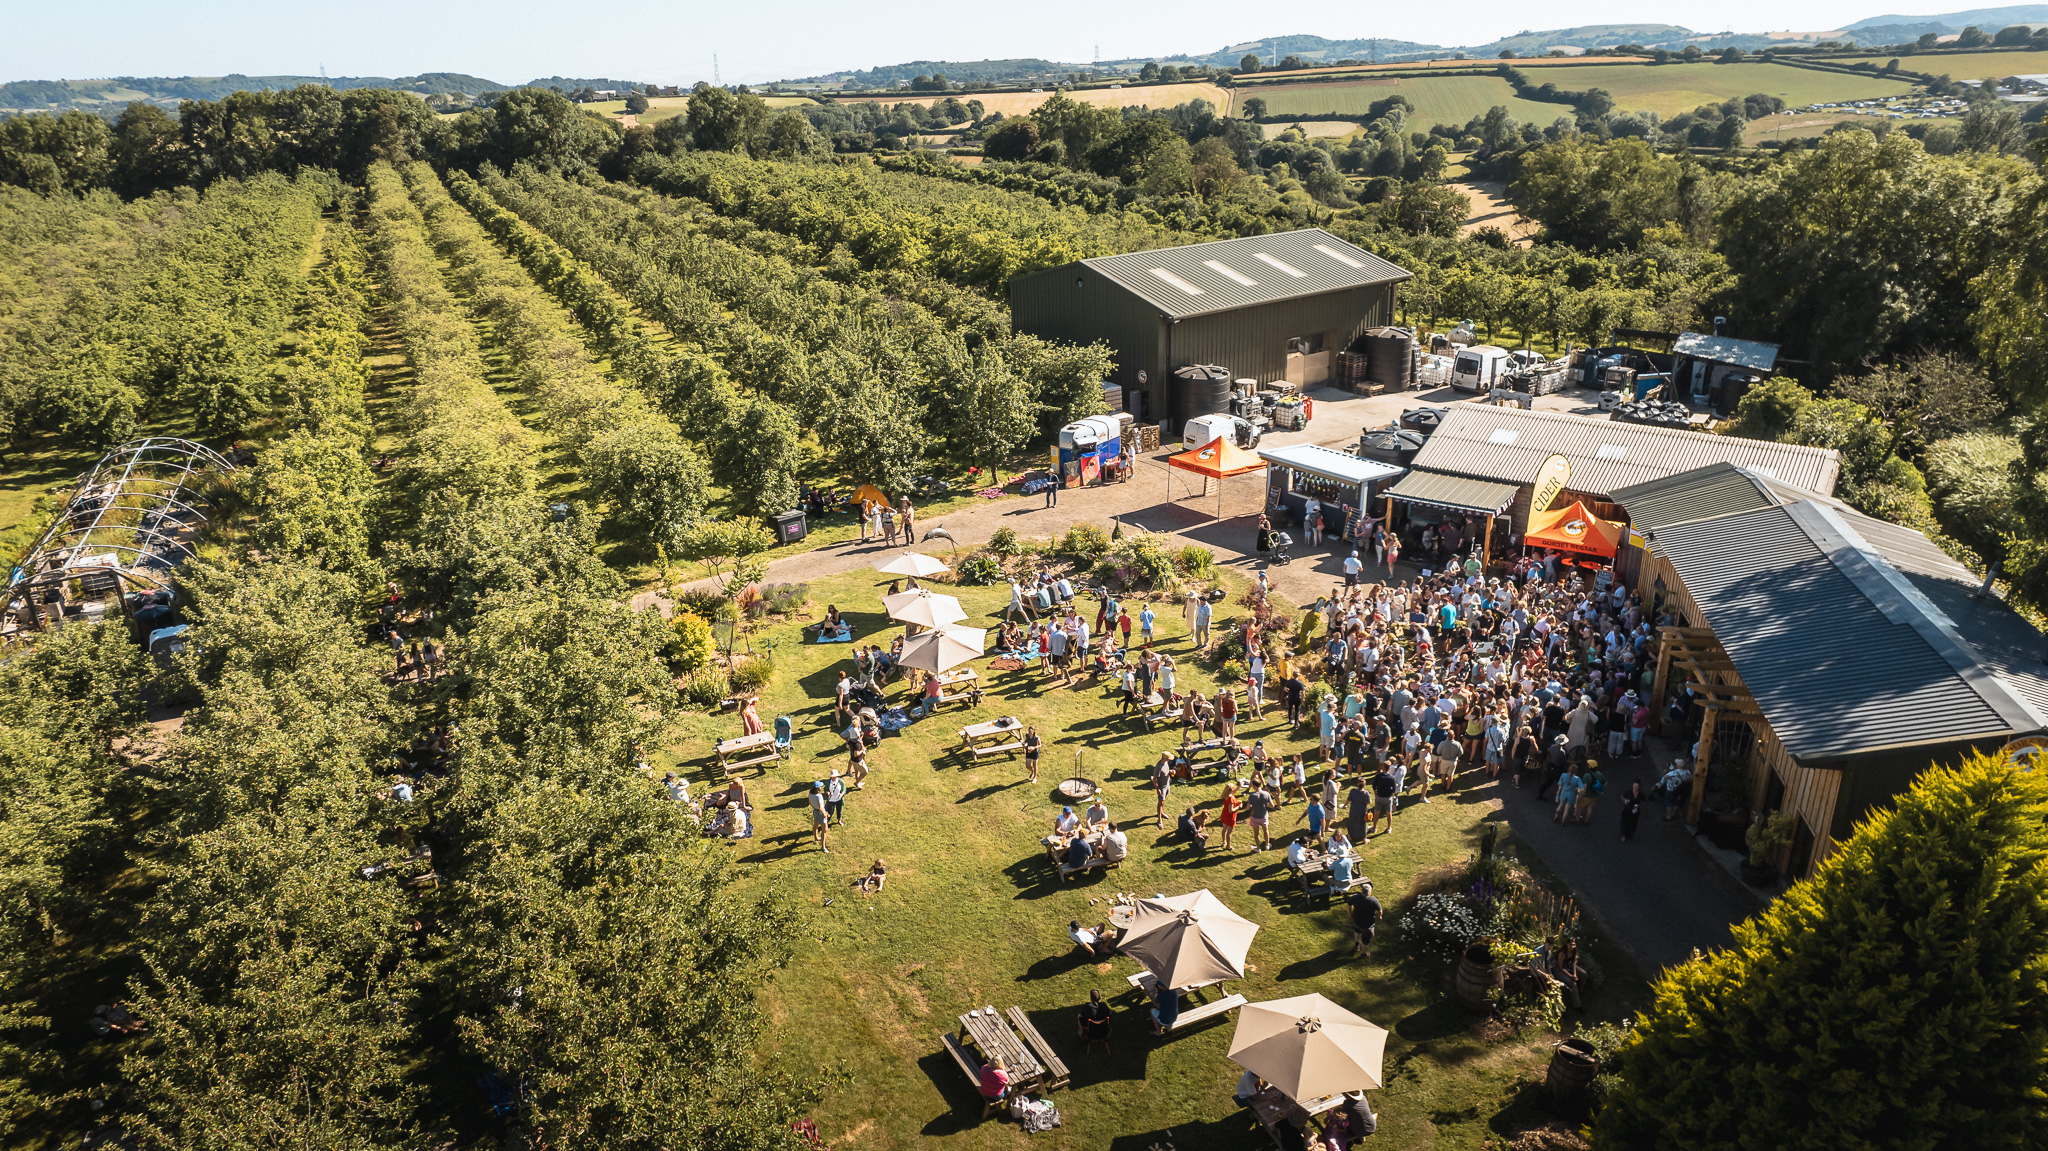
1546,1037,1600,1116
1454,943,1502,1013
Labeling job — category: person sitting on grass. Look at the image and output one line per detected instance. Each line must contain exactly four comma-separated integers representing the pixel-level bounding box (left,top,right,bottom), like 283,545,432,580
1177,805,1210,850
858,859,888,893
1069,919,1112,958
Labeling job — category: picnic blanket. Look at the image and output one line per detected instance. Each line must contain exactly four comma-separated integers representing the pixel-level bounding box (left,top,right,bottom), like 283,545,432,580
875,707,913,732
814,628,855,644
1009,1096,1062,1133
988,657,1027,672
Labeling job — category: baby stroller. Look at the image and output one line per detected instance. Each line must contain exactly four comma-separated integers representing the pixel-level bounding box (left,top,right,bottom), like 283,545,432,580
1268,531,1294,565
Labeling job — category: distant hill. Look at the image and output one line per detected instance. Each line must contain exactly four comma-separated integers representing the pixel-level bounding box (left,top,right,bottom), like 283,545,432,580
522,77,658,94
1463,24,1696,55
1111,34,1447,69
782,59,1083,88
1845,5,2048,29
0,72,507,116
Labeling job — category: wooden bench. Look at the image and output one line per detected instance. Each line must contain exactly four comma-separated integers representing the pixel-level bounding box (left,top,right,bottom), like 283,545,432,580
1057,855,1122,882
1005,1007,1070,1090
939,1032,1001,1118
1167,993,1247,1032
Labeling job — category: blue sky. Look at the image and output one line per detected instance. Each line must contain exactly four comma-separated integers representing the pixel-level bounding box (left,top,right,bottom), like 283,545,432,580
3,0,1908,87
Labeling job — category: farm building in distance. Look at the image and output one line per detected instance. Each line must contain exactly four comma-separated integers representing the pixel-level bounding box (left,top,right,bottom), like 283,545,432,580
1009,229,1409,430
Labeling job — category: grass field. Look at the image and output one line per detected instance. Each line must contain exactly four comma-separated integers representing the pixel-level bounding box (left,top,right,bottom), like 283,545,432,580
861,82,1235,118
1244,60,1917,126
1250,76,1563,130
674,561,1645,1151
1744,111,1871,144
1840,48,2048,80
1522,60,1914,115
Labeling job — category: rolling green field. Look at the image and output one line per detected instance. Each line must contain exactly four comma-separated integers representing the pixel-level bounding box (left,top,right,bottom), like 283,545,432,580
1525,61,1914,115
1250,76,1565,130
585,94,818,125
1247,60,1918,127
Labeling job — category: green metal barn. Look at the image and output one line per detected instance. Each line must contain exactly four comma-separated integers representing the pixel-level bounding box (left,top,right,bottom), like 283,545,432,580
1008,229,1410,431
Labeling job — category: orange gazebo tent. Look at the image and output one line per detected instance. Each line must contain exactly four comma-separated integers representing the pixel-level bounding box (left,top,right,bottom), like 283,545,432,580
1165,437,1267,519
1525,499,1623,558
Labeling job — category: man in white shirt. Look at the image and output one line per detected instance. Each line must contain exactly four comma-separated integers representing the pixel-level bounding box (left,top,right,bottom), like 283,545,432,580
1070,919,1112,958
1285,836,1311,870
1343,550,1364,588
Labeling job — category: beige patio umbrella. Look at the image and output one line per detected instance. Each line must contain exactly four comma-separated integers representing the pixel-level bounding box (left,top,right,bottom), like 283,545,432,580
882,588,967,629
1227,992,1388,1101
873,551,950,579
1118,890,1260,990
896,624,985,673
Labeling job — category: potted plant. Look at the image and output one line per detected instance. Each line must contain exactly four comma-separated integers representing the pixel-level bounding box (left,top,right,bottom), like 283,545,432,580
1741,809,1796,887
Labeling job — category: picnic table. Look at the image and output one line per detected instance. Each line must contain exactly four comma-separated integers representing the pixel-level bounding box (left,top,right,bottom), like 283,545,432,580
931,667,981,708
1250,1085,1348,1137
958,1007,1044,1085
1291,847,1366,896
959,716,1025,760
715,731,781,776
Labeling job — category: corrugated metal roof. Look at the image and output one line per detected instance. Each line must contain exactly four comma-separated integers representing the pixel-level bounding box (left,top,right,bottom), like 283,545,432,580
1610,462,1788,531
1672,332,1780,372
1652,496,2046,763
1080,229,1410,320
1408,406,1840,497
1386,469,1519,515
1256,443,1405,487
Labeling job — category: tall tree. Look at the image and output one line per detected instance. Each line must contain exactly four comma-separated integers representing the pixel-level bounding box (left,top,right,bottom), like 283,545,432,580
1596,753,2048,1150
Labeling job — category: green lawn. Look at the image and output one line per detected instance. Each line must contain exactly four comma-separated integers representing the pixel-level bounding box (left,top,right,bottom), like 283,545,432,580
1248,76,1564,130
671,561,1641,1149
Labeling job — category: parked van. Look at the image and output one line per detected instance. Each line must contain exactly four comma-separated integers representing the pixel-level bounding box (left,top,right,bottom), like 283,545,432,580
1450,345,1513,392
1182,412,1261,452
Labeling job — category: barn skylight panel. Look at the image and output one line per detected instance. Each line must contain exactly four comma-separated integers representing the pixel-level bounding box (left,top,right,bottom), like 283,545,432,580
1596,444,1627,460
1148,268,1204,295
1487,428,1520,445
1202,260,1258,287
1311,244,1365,269
1251,253,1307,277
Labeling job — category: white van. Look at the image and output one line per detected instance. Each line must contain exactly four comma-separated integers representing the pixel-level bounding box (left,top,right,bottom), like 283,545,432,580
1451,345,1513,392
1182,412,1261,452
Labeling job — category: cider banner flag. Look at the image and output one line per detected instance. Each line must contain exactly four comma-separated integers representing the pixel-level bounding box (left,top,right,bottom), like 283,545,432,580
1531,453,1571,514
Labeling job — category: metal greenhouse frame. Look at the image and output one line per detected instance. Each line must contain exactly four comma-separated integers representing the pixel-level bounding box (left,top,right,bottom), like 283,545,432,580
5,437,236,642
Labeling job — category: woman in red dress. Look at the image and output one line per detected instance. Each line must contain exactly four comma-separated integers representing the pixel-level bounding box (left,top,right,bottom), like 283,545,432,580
1218,781,1240,851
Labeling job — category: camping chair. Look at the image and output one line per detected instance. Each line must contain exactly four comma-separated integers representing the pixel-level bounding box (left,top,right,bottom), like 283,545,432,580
774,716,793,754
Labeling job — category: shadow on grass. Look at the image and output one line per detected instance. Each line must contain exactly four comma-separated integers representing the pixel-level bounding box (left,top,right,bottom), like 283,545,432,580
914,1050,984,1137
1015,947,1101,983
956,781,1020,805
1275,947,1355,984
734,829,817,865
1002,855,1066,900
1012,1003,1153,1088
1107,1112,1262,1151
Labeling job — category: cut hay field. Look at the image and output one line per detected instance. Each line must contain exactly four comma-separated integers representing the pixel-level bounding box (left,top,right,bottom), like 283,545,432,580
1841,48,2048,79
1744,110,1872,144
1517,61,1914,115
1250,75,1562,129
859,81,1234,117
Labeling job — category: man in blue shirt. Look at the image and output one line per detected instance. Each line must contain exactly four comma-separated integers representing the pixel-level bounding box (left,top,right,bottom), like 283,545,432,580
1325,850,1355,897
1138,605,1156,646
1298,797,1326,839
